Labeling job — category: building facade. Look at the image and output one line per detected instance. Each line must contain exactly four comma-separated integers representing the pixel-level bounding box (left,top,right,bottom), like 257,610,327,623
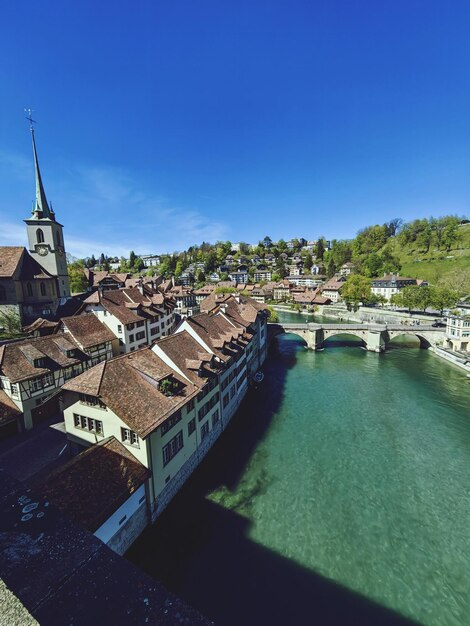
445,316,470,353
60,297,268,522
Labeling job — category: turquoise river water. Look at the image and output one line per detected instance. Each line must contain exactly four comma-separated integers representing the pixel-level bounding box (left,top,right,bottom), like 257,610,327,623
127,312,470,626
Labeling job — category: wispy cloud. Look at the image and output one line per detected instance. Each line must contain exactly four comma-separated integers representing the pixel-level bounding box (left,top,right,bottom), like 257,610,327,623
0,219,28,246
0,154,228,258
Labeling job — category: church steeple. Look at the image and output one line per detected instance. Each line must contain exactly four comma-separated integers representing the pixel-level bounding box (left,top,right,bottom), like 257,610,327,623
24,111,70,298
29,121,55,221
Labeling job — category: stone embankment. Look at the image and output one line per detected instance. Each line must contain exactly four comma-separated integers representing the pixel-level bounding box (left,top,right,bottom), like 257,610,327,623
430,346,470,373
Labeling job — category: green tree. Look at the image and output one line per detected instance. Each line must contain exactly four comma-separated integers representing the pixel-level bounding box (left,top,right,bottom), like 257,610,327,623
340,275,372,311
196,270,206,283
174,260,184,278
399,285,423,312
315,239,325,260
304,253,313,272
416,224,433,253
68,262,88,293
266,306,279,323
430,286,459,314
0,310,25,339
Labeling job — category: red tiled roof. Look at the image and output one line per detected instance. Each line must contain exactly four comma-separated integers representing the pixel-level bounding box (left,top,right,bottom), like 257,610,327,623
63,347,198,438
0,390,22,426
58,314,115,349
39,437,151,532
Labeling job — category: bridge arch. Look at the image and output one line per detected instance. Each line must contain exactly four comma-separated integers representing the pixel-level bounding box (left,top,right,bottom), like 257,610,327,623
322,330,367,348
386,333,431,349
279,331,309,346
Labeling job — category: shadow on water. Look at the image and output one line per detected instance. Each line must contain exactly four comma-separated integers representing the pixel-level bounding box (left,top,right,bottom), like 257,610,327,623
127,338,421,626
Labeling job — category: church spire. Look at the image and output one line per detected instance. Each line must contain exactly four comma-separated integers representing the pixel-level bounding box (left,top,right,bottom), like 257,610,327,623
25,110,55,221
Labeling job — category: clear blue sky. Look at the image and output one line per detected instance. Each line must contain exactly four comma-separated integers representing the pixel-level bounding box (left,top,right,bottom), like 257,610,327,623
1,0,469,258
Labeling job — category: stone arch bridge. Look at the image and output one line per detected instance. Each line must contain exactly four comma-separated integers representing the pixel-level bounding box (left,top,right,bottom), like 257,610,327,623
269,322,446,352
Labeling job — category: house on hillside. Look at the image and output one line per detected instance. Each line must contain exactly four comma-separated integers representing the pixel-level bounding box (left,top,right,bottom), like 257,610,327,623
371,274,418,302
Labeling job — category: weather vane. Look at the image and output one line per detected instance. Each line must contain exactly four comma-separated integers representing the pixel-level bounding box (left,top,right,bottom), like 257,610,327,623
24,108,36,130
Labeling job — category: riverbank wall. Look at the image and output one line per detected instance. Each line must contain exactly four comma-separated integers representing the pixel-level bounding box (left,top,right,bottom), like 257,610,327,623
430,346,470,373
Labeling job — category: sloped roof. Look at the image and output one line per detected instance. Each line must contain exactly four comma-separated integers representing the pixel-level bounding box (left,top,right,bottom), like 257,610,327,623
0,247,24,278
155,331,219,386
58,315,115,349
0,334,87,383
38,437,150,532
0,247,53,280
0,390,22,426
63,347,198,438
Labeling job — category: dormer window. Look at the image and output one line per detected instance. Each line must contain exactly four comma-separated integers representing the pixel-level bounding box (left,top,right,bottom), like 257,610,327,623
79,393,106,409
33,357,45,368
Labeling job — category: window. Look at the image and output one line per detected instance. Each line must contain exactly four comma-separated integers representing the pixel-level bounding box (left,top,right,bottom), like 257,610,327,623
212,410,219,426
136,321,145,328
160,410,182,436
10,383,18,398
197,392,220,421
30,373,54,393
64,367,74,380
36,228,44,243
162,430,184,466
135,331,145,341
40,282,46,296
121,427,139,447
200,422,209,441
127,323,135,330
73,413,103,435
150,326,160,336
188,418,196,436
79,393,106,409
117,325,122,334
186,398,195,413
223,394,229,408
129,334,134,342
27,283,33,297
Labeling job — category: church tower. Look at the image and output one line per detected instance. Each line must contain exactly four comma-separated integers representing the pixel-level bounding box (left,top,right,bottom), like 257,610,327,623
24,120,71,298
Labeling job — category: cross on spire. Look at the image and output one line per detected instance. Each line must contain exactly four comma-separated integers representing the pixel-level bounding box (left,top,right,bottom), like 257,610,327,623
24,108,36,131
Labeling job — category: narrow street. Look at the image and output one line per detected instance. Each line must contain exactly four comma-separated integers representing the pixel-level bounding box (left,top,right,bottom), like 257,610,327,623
0,416,71,485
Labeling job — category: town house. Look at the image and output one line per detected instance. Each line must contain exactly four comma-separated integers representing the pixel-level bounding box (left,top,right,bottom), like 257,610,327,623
445,315,470,353
82,285,176,353
371,274,418,302
0,315,115,431
60,298,268,521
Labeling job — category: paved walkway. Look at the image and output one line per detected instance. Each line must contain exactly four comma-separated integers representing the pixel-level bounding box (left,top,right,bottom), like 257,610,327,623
0,415,71,485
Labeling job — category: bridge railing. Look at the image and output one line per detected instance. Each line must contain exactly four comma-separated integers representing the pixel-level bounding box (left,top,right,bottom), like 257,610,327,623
268,322,440,332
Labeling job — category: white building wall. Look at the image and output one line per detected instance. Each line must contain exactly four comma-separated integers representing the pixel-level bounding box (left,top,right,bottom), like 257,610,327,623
94,484,146,544
64,400,149,467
